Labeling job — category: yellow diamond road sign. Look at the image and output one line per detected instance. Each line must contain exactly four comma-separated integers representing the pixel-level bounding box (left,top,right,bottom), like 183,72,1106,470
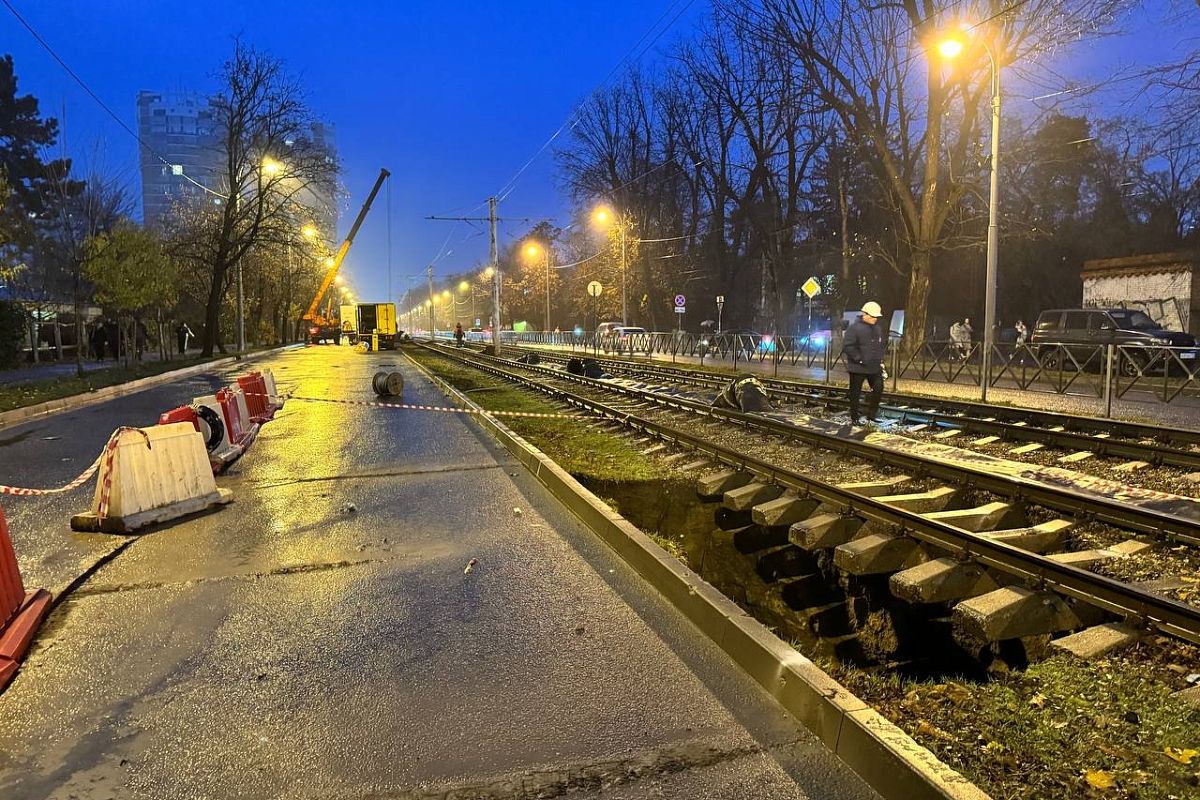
801,278,821,299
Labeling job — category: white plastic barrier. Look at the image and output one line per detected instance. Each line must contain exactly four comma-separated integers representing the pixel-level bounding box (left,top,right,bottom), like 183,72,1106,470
193,394,243,469
70,423,233,533
228,387,260,445
261,368,284,410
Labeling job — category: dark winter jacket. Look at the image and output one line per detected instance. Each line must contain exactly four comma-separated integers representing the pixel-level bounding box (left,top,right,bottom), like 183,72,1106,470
843,318,885,375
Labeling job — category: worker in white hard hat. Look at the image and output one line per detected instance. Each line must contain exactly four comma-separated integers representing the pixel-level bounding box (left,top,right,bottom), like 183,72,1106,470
842,301,886,426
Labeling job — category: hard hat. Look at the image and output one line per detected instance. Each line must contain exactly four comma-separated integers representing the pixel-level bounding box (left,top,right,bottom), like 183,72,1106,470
861,301,883,317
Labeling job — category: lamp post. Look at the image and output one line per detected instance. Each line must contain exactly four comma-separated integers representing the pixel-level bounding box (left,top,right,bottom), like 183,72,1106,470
592,206,627,326
938,29,1001,402
524,241,553,331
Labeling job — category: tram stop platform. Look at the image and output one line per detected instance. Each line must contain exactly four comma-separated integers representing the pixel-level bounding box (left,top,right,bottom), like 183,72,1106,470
0,345,878,800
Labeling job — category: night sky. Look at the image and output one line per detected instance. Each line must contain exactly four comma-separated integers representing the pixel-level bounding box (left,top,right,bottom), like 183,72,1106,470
1,0,1188,303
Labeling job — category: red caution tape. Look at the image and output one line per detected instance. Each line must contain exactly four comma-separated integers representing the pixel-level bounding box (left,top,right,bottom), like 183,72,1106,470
0,427,150,510
244,391,583,420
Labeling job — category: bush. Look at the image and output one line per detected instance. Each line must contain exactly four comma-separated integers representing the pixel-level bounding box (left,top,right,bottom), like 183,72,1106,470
0,300,25,368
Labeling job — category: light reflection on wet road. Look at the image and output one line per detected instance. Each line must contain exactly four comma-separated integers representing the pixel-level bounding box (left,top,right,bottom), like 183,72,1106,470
0,345,878,800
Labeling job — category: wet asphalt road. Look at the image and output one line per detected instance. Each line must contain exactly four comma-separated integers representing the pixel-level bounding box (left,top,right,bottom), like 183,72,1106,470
0,345,879,799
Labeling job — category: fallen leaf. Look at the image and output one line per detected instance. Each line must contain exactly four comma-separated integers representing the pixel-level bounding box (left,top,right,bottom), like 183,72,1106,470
1029,693,1047,709
463,557,478,574
1164,747,1198,765
1084,769,1116,790
513,507,522,517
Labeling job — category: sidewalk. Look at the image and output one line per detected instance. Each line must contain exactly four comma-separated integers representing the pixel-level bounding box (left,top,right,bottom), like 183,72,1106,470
0,345,878,799
0,351,172,386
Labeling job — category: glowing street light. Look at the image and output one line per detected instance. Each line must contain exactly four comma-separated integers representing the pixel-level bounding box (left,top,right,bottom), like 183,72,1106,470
937,24,1002,402
302,224,318,239
523,240,552,331
592,204,627,325
937,37,965,59
261,157,282,176
458,280,471,293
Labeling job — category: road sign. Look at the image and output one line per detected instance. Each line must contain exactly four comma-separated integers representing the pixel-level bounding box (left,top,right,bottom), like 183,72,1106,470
587,281,603,298
715,295,724,307
475,318,481,327
801,278,822,299
674,306,686,314
674,294,686,307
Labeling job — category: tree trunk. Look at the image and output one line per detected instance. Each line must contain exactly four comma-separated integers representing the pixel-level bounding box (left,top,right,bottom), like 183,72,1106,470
903,249,932,353
831,170,851,357
201,258,229,357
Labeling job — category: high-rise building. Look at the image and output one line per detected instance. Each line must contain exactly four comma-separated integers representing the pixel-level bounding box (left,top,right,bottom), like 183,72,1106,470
294,121,339,244
136,91,339,238
136,90,222,225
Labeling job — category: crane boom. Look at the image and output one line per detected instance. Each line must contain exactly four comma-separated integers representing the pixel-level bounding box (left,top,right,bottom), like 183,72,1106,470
303,167,391,323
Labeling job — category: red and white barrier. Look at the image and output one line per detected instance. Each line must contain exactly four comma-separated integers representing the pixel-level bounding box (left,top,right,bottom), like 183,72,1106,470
225,386,260,448
71,423,233,533
261,368,284,411
237,372,275,423
0,506,52,691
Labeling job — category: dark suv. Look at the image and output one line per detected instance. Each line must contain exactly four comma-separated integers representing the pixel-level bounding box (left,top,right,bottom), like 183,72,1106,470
1030,308,1197,375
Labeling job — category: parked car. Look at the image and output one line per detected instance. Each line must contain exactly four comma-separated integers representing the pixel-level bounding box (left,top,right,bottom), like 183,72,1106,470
1029,308,1198,375
608,325,647,354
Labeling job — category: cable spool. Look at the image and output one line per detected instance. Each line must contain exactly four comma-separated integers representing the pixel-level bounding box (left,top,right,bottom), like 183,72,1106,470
191,404,225,452
372,371,404,397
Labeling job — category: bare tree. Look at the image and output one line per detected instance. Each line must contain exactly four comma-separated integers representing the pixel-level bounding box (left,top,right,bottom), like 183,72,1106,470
724,0,1130,346
178,41,337,356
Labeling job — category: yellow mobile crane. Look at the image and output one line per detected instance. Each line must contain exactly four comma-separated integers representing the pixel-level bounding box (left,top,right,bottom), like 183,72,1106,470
303,167,391,344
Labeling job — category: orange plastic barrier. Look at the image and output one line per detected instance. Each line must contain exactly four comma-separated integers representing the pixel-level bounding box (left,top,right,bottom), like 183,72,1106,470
0,507,52,691
237,372,274,423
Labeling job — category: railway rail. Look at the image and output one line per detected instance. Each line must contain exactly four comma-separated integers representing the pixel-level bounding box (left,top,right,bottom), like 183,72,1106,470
497,343,1200,471
415,341,1200,649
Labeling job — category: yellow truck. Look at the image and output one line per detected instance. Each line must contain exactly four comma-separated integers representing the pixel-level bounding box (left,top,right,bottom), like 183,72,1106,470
340,303,397,350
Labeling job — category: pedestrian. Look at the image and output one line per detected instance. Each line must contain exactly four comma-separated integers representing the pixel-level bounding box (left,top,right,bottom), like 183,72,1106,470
454,322,465,348
135,319,148,360
843,301,886,426
1014,319,1028,347
175,321,194,355
105,319,120,360
90,322,107,361
948,319,962,359
959,317,974,359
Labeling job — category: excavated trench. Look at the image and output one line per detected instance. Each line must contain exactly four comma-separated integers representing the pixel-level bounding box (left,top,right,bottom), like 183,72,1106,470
576,474,992,681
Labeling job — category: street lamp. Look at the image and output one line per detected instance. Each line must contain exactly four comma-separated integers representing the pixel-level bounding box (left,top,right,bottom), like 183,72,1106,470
302,224,318,239
592,205,627,326
523,241,552,331
938,26,1001,402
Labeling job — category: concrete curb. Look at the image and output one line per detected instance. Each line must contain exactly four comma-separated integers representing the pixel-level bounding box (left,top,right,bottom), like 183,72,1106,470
405,349,992,800
0,346,295,431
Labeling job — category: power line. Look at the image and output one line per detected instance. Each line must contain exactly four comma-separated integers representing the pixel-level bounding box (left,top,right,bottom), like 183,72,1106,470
1,0,227,199
495,0,698,203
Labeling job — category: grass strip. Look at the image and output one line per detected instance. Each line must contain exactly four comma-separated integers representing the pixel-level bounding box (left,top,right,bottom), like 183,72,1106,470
0,357,221,413
823,641,1200,800
407,348,660,483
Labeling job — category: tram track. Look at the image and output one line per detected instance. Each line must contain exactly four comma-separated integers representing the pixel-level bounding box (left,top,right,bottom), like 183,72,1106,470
499,343,1200,471
415,341,1200,651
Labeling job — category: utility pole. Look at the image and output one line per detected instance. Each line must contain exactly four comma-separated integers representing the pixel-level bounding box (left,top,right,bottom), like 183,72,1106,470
427,264,435,342
426,197,527,357
620,224,628,326
544,248,552,332
489,197,500,355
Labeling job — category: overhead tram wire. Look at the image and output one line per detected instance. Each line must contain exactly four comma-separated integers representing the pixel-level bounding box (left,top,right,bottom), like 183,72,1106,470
1,0,226,201
494,0,698,204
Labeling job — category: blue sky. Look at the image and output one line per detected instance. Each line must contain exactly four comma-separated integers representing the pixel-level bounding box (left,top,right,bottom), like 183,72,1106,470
2,0,1191,302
